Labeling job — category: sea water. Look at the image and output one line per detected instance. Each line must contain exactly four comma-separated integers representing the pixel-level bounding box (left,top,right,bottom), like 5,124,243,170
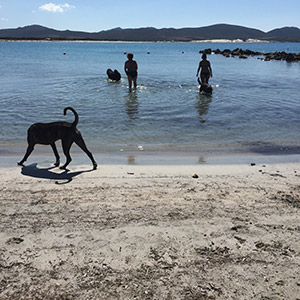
0,41,300,158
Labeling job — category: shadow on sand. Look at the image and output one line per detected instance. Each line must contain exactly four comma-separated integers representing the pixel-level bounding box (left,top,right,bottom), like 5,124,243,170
21,163,94,184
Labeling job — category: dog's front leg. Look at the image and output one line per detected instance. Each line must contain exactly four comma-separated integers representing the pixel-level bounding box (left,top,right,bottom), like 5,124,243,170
50,142,60,167
18,144,35,166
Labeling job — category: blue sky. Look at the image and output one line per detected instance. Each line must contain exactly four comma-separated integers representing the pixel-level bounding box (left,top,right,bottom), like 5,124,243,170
0,0,300,32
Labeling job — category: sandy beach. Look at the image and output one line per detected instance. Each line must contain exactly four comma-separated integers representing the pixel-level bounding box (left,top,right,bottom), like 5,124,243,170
1,155,300,299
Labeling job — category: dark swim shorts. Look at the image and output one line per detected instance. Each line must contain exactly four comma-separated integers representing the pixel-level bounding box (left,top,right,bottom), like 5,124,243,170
127,71,138,79
201,71,210,77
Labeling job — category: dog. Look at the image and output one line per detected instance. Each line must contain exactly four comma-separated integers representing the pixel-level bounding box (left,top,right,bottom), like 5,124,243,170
18,107,97,170
198,77,213,95
107,69,121,81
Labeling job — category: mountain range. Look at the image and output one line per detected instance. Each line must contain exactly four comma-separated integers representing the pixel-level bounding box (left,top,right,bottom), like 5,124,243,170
1,24,300,42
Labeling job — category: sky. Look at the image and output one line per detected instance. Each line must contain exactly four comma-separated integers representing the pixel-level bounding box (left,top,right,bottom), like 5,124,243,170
0,0,300,32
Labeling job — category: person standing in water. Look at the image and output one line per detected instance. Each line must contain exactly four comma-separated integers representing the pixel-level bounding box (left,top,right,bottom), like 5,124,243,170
196,53,212,84
124,53,138,89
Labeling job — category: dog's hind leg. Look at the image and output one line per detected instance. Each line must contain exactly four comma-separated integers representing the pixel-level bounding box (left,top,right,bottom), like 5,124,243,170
50,142,60,167
74,134,97,170
60,140,73,170
18,144,34,166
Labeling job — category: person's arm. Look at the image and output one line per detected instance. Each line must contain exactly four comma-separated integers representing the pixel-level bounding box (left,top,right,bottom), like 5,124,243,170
196,62,201,76
209,62,213,77
124,61,128,75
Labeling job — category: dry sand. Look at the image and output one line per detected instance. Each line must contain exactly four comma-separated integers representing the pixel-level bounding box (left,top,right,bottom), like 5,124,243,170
1,158,300,299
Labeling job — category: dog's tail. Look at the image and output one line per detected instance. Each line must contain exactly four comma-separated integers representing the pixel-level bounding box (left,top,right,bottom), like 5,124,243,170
64,107,78,127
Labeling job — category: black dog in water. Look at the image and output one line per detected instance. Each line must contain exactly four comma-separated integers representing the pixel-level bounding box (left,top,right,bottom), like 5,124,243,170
107,69,121,81
198,77,213,95
18,107,97,170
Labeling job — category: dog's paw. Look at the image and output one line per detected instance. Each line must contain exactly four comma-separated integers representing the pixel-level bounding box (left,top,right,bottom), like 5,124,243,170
54,162,60,167
17,162,23,166
93,163,97,170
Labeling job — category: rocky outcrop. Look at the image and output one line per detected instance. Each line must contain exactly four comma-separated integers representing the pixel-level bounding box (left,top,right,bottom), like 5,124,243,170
263,51,300,62
199,48,300,62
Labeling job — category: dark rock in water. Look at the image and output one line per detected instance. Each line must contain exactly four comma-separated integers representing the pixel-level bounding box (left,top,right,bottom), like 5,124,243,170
199,48,212,54
106,69,121,81
213,48,221,54
221,49,231,57
231,48,242,56
201,48,300,62
204,48,212,54
286,53,296,62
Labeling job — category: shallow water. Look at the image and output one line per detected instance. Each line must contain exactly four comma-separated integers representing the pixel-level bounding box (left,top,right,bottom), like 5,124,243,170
0,41,300,156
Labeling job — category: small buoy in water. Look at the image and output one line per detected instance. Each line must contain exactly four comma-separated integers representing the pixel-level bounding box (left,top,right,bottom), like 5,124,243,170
147,52,150,54
63,52,66,55
181,51,184,54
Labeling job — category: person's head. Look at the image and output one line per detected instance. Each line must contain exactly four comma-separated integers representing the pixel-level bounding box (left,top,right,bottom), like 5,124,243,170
127,53,134,60
202,53,207,60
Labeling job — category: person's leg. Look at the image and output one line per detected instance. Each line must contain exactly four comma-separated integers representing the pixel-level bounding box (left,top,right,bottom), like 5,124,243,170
133,77,137,88
206,75,210,84
200,73,205,84
127,76,132,89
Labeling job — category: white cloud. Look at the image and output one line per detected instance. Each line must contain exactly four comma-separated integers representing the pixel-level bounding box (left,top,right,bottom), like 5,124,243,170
39,3,75,13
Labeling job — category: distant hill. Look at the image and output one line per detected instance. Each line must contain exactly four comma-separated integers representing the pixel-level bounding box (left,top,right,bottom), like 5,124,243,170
1,24,300,42
94,24,267,41
0,25,92,40
265,26,300,42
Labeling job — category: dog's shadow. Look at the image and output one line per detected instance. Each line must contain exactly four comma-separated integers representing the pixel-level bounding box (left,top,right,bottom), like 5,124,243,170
21,163,94,184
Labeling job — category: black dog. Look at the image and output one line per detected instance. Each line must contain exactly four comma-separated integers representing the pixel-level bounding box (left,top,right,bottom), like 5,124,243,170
107,69,121,81
198,77,213,94
18,107,97,170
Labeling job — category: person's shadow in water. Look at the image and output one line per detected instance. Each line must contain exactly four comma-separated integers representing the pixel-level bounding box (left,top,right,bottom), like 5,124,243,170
125,90,139,120
21,163,94,184
195,93,212,123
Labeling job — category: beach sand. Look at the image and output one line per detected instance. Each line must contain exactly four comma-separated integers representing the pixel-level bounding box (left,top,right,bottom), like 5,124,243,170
1,157,300,299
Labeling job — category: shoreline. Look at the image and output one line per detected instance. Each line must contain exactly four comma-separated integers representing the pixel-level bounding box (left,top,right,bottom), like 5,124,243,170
2,151,300,169
2,142,300,167
0,38,270,43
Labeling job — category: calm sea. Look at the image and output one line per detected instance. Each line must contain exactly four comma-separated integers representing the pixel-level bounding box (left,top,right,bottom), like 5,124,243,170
1,41,300,159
